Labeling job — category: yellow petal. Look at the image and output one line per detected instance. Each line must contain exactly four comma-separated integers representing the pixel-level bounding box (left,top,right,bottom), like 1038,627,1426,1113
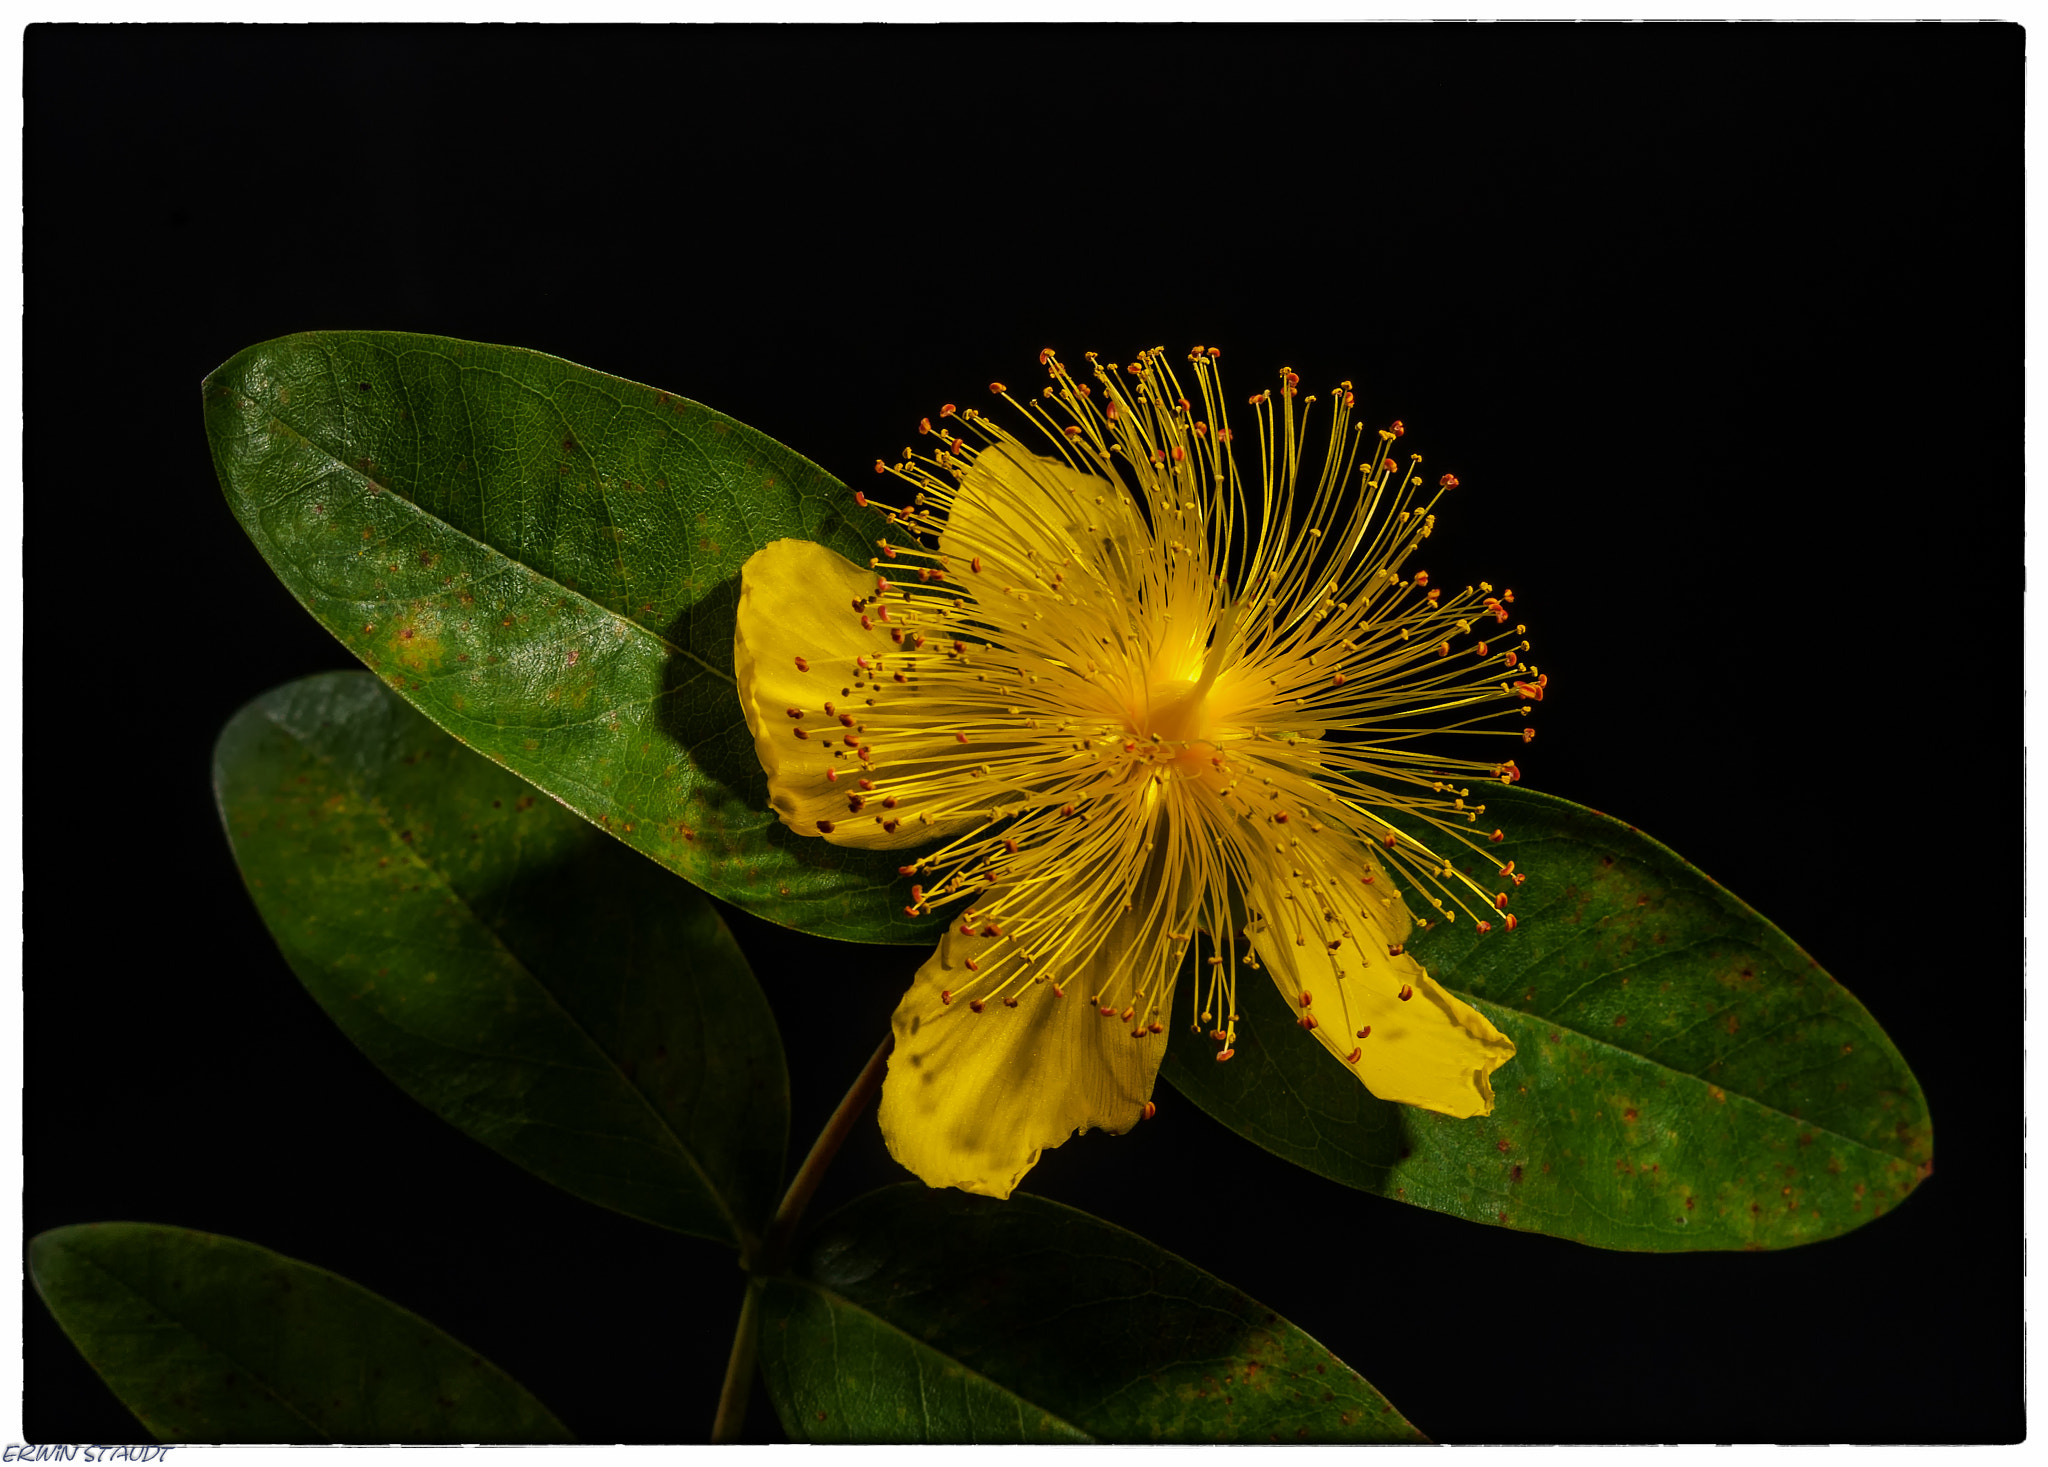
1247,831,1515,1118
879,921,1167,1199
733,538,973,850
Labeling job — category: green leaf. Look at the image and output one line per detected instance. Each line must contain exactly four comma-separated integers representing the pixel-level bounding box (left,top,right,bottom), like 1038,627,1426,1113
30,1224,571,1443
203,330,938,945
1163,785,1932,1250
213,670,787,1247
757,1186,1424,1443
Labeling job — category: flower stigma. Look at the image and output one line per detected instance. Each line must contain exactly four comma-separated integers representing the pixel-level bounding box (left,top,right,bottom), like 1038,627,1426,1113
733,346,1536,1197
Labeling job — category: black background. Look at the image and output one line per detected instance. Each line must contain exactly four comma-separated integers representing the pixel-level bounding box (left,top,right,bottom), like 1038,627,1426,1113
26,22,2021,1445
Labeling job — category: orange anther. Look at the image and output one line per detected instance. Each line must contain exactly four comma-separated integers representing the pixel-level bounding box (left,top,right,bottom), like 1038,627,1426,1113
1496,892,1510,909
1039,347,1055,364
1299,1014,1319,1030
1490,829,1505,843
1477,920,1493,934
1398,984,1414,1002
1216,1048,1235,1062
793,727,809,740
1003,996,1019,1007
955,732,969,742
853,489,868,507
1141,1100,1157,1121
941,989,953,1005
1505,913,1520,932
1099,1004,1117,1017
786,707,803,719
940,403,957,417
989,381,1006,394
1390,420,1405,436
971,556,983,573
1273,811,1290,824
1346,1048,1362,1064
965,957,980,972
1299,990,1313,1007
1121,1006,1135,1022
917,417,931,434
1414,570,1430,588
968,998,984,1011
846,794,865,813
794,655,809,672
1523,728,1537,744
1356,1025,1372,1039
1361,873,1375,886
873,460,887,474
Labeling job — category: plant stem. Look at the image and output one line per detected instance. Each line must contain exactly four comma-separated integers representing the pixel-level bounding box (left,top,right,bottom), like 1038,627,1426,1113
712,1032,894,1441
709,1276,763,1444
757,1031,894,1276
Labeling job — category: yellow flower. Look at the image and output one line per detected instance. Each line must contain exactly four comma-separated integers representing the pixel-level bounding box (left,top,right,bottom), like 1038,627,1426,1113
734,346,1534,1198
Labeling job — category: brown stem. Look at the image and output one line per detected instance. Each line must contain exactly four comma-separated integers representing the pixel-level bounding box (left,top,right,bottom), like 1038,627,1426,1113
709,1276,763,1444
756,1031,894,1277
712,1031,893,1440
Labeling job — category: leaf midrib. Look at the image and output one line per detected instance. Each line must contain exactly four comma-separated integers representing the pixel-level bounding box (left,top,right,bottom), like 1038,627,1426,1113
1456,987,1905,1160
781,1276,1093,1444
250,399,733,688
41,1242,333,1442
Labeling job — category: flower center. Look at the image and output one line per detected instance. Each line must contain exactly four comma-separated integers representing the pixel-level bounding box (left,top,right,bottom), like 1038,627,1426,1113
1143,676,1210,744
1138,676,1227,786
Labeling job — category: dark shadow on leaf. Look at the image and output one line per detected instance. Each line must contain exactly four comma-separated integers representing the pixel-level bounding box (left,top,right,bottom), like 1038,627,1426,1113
1161,957,1418,1182
650,570,949,941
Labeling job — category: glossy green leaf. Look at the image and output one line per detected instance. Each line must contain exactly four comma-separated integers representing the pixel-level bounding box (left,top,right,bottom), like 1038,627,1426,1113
213,670,787,1247
30,1224,571,1443
1163,785,1931,1250
757,1186,1423,1443
203,330,938,945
